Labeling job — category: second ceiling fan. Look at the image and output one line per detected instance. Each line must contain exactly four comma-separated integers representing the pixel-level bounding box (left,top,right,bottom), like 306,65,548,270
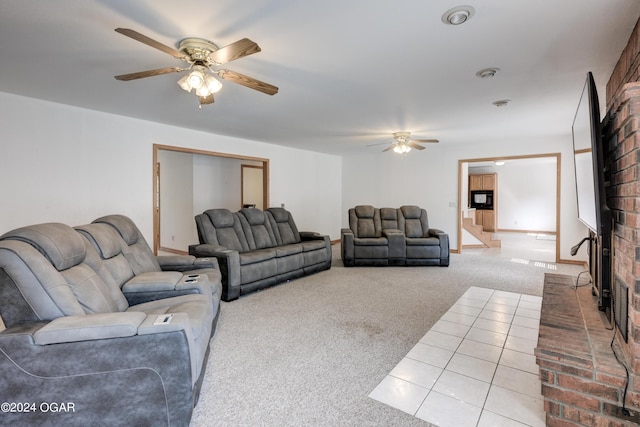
373,132,439,154
113,28,278,106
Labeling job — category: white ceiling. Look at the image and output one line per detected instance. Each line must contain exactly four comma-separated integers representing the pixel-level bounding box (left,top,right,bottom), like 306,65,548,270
0,1,638,155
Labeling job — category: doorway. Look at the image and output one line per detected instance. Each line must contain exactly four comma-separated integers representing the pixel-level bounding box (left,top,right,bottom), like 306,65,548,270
457,153,561,263
241,164,265,209
153,144,269,254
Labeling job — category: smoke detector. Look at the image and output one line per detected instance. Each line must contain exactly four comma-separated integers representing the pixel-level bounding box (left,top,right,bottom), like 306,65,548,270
492,99,511,107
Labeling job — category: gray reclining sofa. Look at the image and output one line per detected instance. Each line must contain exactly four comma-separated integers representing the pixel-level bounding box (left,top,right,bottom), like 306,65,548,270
341,205,450,267
0,216,222,426
189,207,332,301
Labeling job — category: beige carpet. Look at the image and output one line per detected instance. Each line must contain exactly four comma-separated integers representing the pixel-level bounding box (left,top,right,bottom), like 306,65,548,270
190,247,582,426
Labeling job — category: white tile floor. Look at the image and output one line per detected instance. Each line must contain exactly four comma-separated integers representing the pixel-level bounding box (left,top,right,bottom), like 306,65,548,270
369,286,545,427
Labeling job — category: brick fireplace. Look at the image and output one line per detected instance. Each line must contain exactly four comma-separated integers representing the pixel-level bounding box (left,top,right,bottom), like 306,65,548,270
535,18,640,426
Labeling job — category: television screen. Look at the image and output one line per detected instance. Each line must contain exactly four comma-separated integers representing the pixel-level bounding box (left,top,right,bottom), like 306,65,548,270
571,71,612,314
572,72,603,234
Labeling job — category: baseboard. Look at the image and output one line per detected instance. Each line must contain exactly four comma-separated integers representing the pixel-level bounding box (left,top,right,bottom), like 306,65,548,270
158,246,188,255
497,228,556,235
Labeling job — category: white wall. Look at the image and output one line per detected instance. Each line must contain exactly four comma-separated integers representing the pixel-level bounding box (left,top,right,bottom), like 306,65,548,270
0,92,343,243
192,155,245,212
342,136,589,261
495,160,557,232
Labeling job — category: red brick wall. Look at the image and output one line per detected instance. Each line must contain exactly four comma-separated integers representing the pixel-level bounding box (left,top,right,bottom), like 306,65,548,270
536,17,640,427
607,82,640,377
607,16,640,376
607,19,640,106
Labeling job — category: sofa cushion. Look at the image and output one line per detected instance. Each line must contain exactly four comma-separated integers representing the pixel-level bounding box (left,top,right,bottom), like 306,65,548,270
405,237,440,246
2,223,86,271
267,208,301,245
202,209,249,252
275,244,303,257
207,209,236,228
380,208,399,230
400,205,429,238
239,208,277,250
300,240,326,252
239,248,276,266
93,215,162,274
76,224,122,259
354,237,388,246
352,205,381,238
95,214,139,246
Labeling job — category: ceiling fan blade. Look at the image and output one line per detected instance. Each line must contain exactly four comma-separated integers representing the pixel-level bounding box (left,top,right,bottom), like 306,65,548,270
218,70,279,95
115,28,189,61
407,142,426,150
114,67,183,81
366,142,391,147
209,38,261,64
199,94,215,105
382,145,395,152
411,139,439,143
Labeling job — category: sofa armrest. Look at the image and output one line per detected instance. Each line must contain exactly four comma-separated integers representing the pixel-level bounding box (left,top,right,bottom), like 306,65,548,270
33,312,147,345
341,228,355,266
156,254,218,272
0,318,196,426
189,244,241,301
299,231,324,240
123,271,183,292
383,229,406,260
429,228,450,265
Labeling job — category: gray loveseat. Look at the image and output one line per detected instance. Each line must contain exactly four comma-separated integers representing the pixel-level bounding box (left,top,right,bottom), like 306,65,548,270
0,217,222,426
189,207,332,301
341,205,450,267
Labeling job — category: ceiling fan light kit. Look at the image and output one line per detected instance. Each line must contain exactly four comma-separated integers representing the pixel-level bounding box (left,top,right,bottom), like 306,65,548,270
113,28,278,108
371,131,439,155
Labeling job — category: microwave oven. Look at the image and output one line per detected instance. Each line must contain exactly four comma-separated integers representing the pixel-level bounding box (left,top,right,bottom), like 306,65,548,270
470,190,493,210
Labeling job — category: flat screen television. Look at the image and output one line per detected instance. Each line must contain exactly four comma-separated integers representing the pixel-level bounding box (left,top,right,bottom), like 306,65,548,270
571,71,612,312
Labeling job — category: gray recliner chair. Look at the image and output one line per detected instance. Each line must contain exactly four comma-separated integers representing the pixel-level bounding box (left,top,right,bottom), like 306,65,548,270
399,205,450,266
0,223,215,426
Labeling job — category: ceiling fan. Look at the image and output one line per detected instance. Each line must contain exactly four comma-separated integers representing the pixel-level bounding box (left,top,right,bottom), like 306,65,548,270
113,28,278,107
370,132,439,153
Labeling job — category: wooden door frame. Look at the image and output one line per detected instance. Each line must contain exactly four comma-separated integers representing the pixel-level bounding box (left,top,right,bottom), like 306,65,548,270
457,153,562,262
153,144,270,254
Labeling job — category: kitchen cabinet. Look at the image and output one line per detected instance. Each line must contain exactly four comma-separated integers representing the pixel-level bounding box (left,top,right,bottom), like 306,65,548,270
469,173,497,232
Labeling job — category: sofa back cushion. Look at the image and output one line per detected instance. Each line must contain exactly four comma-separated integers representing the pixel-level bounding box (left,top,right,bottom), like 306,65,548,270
0,223,128,320
380,208,400,230
349,205,381,238
93,214,162,274
400,205,429,238
198,209,249,252
75,223,136,291
238,208,278,250
266,207,301,245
